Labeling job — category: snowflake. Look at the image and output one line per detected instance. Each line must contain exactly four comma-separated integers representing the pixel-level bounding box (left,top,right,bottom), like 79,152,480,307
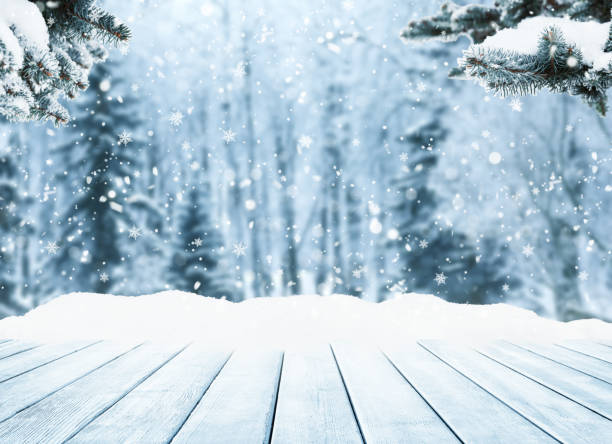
298,135,313,149
352,267,364,278
193,237,203,247
169,111,184,126
233,62,247,78
434,272,447,286
565,124,574,132
99,272,109,283
522,244,534,257
118,130,132,146
47,16,56,27
502,283,510,292
352,138,360,147
481,130,491,139
232,242,247,257
399,152,409,162
578,271,589,281
181,141,191,151
222,129,236,144
45,241,59,255
128,226,142,239
419,239,429,249
416,81,427,92
509,98,522,112
532,187,540,195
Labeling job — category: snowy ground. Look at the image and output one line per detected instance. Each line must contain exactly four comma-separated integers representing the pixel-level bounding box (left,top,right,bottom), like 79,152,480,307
0,292,610,347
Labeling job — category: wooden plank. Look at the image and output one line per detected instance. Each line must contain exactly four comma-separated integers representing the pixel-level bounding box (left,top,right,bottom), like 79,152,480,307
476,341,612,419
270,346,363,444
0,341,97,383
559,340,612,363
0,342,185,443
383,343,555,443
0,340,139,422
0,341,39,360
515,342,612,384
172,349,283,444
68,345,230,444
332,343,459,443
421,340,612,444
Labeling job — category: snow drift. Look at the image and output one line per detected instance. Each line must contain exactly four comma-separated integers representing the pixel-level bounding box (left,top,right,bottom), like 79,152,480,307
0,292,610,347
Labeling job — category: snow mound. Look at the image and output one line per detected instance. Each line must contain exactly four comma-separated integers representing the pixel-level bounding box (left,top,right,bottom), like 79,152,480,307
478,17,612,71
0,292,610,347
0,0,49,67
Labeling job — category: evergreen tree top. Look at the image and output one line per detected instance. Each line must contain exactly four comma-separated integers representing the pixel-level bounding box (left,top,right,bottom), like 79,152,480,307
0,0,130,125
401,1,612,115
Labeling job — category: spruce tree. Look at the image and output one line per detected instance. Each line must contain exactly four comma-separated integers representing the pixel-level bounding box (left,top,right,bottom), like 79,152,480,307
402,1,612,114
0,0,130,124
388,112,508,303
169,185,235,300
53,60,139,293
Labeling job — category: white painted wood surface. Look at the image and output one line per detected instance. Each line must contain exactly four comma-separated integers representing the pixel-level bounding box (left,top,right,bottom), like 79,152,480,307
271,345,363,444
0,342,184,444
332,343,459,444
68,345,230,444
0,341,96,383
559,340,612,363
0,341,39,359
515,342,612,384
383,343,555,443
476,341,612,419
421,340,612,444
0,340,139,422
171,348,283,444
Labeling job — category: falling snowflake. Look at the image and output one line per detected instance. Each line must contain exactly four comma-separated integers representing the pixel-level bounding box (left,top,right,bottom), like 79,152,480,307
233,61,247,78
352,138,361,147
181,141,192,151
352,267,365,278
502,283,510,292
99,272,109,283
481,130,491,139
193,237,203,247
298,135,313,149
419,239,428,249
509,98,522,112
399,152,409,162
565,124,574,132
45,241,59,255
117,130,132,146
434,272,447,286
128,226,143,239
522,244,534,257
416,81,427,92
222,129,236,144
169,111,184,126
578,271,589,281
232,242,247,257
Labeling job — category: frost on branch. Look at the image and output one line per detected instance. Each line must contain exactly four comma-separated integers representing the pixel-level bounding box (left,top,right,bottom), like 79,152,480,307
0,0,130,125
401,1,612,115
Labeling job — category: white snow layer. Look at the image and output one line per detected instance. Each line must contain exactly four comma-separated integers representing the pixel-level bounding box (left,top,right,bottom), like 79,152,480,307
0,292,610,347
478,17,612,71
0,0,49,67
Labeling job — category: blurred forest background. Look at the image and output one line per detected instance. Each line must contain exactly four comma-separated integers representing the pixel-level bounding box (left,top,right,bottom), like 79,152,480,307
0,0,610,321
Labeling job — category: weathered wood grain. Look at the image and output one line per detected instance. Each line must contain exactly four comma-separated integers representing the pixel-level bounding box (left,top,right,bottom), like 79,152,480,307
0,342,185,443
332,343,459,444
0,341,39,360
0,341,97,383
270,345,363,444
514,342,612,384
383,343,555,443
421,340,612,444
559,340,612,363
171,348,283,444
476,341,612,419
0,340,139,422
68,344,230,444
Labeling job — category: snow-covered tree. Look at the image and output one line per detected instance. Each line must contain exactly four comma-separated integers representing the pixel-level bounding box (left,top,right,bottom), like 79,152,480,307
53,61,138,293
0,0,130,124
169,185,235,300
402,1,612,114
